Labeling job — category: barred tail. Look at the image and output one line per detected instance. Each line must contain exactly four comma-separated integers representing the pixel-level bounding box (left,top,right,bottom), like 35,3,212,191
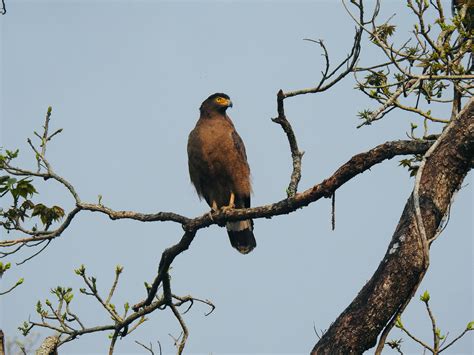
226,220,256,254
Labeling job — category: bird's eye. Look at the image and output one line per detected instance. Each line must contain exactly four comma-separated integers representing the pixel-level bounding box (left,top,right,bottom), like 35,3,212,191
215,97,224,103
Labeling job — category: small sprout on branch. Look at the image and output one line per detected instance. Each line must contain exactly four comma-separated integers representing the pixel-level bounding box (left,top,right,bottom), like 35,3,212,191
115,265,123,274
435,327,445,340
420,290,430,302
357,109,375,124
364,70,388,87
399,154,423,177
18,321,33,337
386,338,403,353
0,276,24,295
0,261,11,276
370,23,396,43
409,122,419,139
74,264,86,276
395,315,404,329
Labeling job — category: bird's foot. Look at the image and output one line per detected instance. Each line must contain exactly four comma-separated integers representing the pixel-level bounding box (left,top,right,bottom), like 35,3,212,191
221,192,235,213
220,204,235,213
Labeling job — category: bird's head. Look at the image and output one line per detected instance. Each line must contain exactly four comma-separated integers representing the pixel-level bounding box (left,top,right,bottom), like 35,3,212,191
200,93,233,115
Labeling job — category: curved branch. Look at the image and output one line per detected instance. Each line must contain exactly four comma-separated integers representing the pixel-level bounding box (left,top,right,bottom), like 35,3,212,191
1,139,433,249
272,89,304,197
132,231,196,311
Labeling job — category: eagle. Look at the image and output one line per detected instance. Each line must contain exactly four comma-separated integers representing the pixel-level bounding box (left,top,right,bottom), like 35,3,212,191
187,93,256,254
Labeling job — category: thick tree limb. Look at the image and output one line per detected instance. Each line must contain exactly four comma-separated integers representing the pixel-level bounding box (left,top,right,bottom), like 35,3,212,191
35,335,59,355
1,139,433,249
0,330,5,355
311,97,473,353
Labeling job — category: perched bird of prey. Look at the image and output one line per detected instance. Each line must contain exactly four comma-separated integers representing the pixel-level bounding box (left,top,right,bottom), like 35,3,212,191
187,93,256,254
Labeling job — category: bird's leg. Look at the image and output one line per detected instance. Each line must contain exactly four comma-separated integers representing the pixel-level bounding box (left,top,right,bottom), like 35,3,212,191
208,200,218,221
221,192,235,212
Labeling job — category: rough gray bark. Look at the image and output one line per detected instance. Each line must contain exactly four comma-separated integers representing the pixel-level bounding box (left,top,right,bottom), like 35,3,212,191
0,330,5,355
35,336,59,355
311,97,473,354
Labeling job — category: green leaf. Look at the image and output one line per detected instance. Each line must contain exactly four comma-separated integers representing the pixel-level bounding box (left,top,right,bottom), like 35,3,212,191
357,109,374,121
21,200,35,210
11,179,37,199
0,262,11,275
0,176,9,185
64,292,74,304
435,327,445,340
51,205,65,220
32,203,65,226
5,149,19,159
36,301,43,314
399,159,412,168
467,321,474,330
18,321,31,336
6,177,17,189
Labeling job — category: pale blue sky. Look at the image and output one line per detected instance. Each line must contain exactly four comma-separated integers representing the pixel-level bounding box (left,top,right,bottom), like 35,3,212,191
1,1,472,354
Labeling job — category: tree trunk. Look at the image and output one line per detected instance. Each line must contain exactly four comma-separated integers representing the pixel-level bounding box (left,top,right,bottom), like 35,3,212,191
311,97,473,354
36,336,59,355
0,330,5,355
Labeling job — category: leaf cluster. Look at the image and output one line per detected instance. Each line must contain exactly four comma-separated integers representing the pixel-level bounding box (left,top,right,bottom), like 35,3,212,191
0,151,65,231
399,154,423,177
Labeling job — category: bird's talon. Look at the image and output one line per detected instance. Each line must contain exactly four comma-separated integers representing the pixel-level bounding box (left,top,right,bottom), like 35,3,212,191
208,211,215,221
221,204,234,213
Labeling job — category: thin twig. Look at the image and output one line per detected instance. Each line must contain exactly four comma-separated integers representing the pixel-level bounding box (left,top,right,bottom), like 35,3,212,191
272,90,304,197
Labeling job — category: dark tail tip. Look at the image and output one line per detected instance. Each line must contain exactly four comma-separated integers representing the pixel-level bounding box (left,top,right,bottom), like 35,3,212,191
226,222,256,254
